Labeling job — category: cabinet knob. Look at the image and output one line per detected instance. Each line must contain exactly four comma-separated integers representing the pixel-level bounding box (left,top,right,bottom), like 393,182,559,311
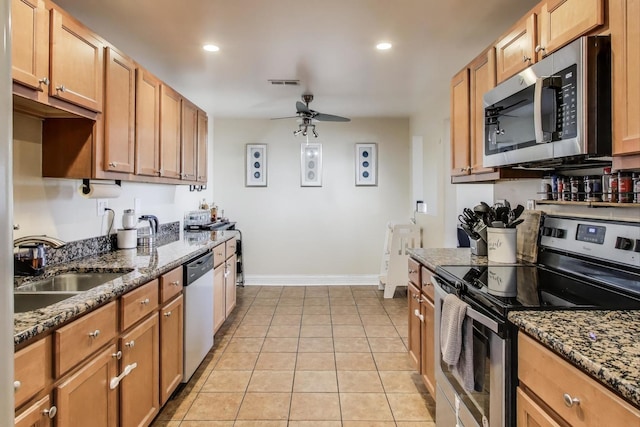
563,393,580,407
164,311,172,317
140,298,150,305
535,45,546,54
88,329,100,338
42,406,57,419
109,162,117,167
56,85,66,92
13,380,21,391
414,309,424,322
523,55,531,63
112,351,122,360
125,340,135,348
37,77,50,91
171,280,180,286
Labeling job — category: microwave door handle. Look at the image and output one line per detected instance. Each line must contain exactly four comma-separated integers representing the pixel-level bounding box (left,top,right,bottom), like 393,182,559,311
534,77,549,143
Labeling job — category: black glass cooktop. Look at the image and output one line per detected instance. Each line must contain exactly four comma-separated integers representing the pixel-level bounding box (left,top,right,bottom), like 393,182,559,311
435,264,640,318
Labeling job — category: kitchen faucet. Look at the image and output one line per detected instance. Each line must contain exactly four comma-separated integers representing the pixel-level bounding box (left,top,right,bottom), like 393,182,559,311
13,235,66,248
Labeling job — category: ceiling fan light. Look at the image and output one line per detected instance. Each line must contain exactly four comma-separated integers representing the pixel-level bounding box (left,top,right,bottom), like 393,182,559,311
376,42,392,50
312,129,318,138
203,44,220,52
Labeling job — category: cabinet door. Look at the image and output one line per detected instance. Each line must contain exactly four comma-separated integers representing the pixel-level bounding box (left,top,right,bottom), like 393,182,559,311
14,336,49,408
469,49,496,175
611,0,640,156
11,0,49,91
196,110,208,183
225,255,237,318
450,68,470,177
120,315,160,427
407,282,421,371
55,344,118,427
181,99,198,181
420,296,436,399
50,9,104,112
160,295,183,405
214,263,226,332
104,47,135,173
15,395,54,427
159,85,182,179
538,0,604,58
135,68,161,177
517,387,563,427
495,13,536,83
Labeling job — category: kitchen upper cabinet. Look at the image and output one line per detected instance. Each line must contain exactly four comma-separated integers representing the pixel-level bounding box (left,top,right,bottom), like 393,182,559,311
159,295,183,405
469,48,497,175
12,0,49,93
119,314,160,427
196,110,208,183
537,0,604,60
181,99,198,181
103,47,135,174
135,67,162,177
450,68,470,177
49,9,104,113
55,344,118,427
159,85,182,179
15,395,55,427
495,13,537,83
611,0,640,163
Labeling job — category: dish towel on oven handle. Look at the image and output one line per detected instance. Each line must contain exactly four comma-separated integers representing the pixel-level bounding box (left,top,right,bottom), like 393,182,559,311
441,293,475,391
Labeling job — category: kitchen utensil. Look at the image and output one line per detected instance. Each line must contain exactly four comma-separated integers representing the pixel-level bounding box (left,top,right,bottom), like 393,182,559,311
511,204,525,221
506,218,524,228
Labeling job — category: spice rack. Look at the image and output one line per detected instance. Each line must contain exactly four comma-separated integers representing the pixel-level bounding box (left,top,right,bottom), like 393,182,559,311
536,199,640,208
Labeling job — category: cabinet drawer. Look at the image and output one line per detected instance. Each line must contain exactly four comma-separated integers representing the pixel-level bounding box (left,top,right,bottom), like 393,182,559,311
160,266,183,304
420,266,435,302
120,279,159,331
213,244,225,268
225,238,237,259
408,258,421,288
55,301,117,377
518,333,640,427
14,336,50,408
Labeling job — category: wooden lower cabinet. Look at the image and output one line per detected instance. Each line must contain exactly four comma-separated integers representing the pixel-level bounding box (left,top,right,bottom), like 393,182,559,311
214,263,226,332
420,295,435,398
225,255,237,317
160,295,184,405
119,314,159,427
55,344,118,427
407,282,422,370
517,387,563,427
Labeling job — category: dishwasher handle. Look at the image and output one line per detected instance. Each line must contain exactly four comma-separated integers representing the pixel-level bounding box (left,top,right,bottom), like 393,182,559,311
184,251,215,285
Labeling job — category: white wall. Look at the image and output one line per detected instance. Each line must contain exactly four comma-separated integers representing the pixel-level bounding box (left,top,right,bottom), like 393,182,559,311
212,117,411,283
13,113,210,242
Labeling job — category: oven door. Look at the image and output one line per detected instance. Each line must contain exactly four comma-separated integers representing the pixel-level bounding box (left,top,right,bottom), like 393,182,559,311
433,276,511,427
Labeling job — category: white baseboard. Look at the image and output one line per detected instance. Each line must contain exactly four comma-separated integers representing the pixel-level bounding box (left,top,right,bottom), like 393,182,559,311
243,274,380,286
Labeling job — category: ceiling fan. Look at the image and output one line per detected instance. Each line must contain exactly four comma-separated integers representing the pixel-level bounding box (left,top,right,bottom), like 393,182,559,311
273,94,351,138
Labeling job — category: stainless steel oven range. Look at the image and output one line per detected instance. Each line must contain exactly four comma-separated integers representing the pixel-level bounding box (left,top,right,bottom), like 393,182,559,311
433,215,640,427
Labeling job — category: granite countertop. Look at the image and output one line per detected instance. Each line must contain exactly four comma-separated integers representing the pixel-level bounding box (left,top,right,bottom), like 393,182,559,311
509,310,640,408
14,230,235,347
407,247,487,271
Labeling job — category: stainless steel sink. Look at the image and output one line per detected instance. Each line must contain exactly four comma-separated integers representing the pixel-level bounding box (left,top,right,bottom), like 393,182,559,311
17,271,129,293
14,292,79,313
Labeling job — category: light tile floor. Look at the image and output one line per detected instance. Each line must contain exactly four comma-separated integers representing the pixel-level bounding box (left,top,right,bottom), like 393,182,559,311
151,285,436,427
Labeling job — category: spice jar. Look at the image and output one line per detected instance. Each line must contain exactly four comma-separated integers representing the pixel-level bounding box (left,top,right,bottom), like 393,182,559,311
556,176,564,201
634,173,640,204
562,177,572,201
602,167,611,202
584,175,602,202
540,176,552,200
618,172,633,203
609,171,619,203
570,177,583,201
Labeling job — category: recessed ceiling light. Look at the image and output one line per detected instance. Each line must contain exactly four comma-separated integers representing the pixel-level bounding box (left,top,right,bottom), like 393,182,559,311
376,42,392,50
203,44,220,52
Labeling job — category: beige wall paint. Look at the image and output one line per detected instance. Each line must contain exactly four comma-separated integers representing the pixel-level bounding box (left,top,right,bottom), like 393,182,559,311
13,113,211,242
212,117,411,282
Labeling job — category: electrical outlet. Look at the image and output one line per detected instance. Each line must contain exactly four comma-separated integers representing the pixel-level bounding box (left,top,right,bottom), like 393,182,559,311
96,199,108,216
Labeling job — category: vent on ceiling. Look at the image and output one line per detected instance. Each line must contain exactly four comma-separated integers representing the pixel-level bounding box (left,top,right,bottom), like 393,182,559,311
268,79,300,86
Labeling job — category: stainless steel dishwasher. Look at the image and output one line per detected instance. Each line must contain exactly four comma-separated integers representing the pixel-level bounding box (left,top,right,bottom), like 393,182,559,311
182,251,214,382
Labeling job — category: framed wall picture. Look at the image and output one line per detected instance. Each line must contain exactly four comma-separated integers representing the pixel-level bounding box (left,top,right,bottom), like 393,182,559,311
300,142,322,187
355,143,377,186
246,144,267,186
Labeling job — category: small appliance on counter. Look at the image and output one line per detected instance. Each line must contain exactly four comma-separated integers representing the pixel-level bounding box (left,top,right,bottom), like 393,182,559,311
137,215,159,247
14,243,46,276
116,209,137,249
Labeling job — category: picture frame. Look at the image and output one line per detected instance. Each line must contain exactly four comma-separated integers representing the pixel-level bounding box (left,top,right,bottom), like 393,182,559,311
300,142,322,187
245,144,267,187
355,143,377,186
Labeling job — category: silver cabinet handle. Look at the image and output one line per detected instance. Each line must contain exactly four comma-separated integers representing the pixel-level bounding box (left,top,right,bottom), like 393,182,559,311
563,393,580,407
88,329,100,338
171,280,180,286
408,269,417,274
535,45,546,54
125,340,135,348
37,77,49,92
56,85,66,92
112,351,122,360
164,311,172,317
13,380,21,391
42,405,57,419
140,298,150,305
109,162,117,167
109,363,137,390
523,55,531,62
414,309,424,322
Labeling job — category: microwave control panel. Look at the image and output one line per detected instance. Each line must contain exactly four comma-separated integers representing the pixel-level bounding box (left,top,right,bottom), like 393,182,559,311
555,64,578,139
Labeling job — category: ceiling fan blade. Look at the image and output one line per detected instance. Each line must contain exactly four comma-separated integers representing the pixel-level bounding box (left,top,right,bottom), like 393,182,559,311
270,115,299,120
296,101,312,114
313,112,351,122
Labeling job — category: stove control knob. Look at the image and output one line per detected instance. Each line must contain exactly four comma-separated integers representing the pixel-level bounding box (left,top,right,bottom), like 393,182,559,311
635,240,640,253
551,228,565,238
615,237,634,251
542,227,552,237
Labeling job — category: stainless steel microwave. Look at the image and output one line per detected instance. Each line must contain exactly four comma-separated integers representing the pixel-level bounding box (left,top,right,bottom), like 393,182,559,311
483,36,611,168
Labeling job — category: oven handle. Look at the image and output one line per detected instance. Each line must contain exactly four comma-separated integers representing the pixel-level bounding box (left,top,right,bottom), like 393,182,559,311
432,275,501,335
